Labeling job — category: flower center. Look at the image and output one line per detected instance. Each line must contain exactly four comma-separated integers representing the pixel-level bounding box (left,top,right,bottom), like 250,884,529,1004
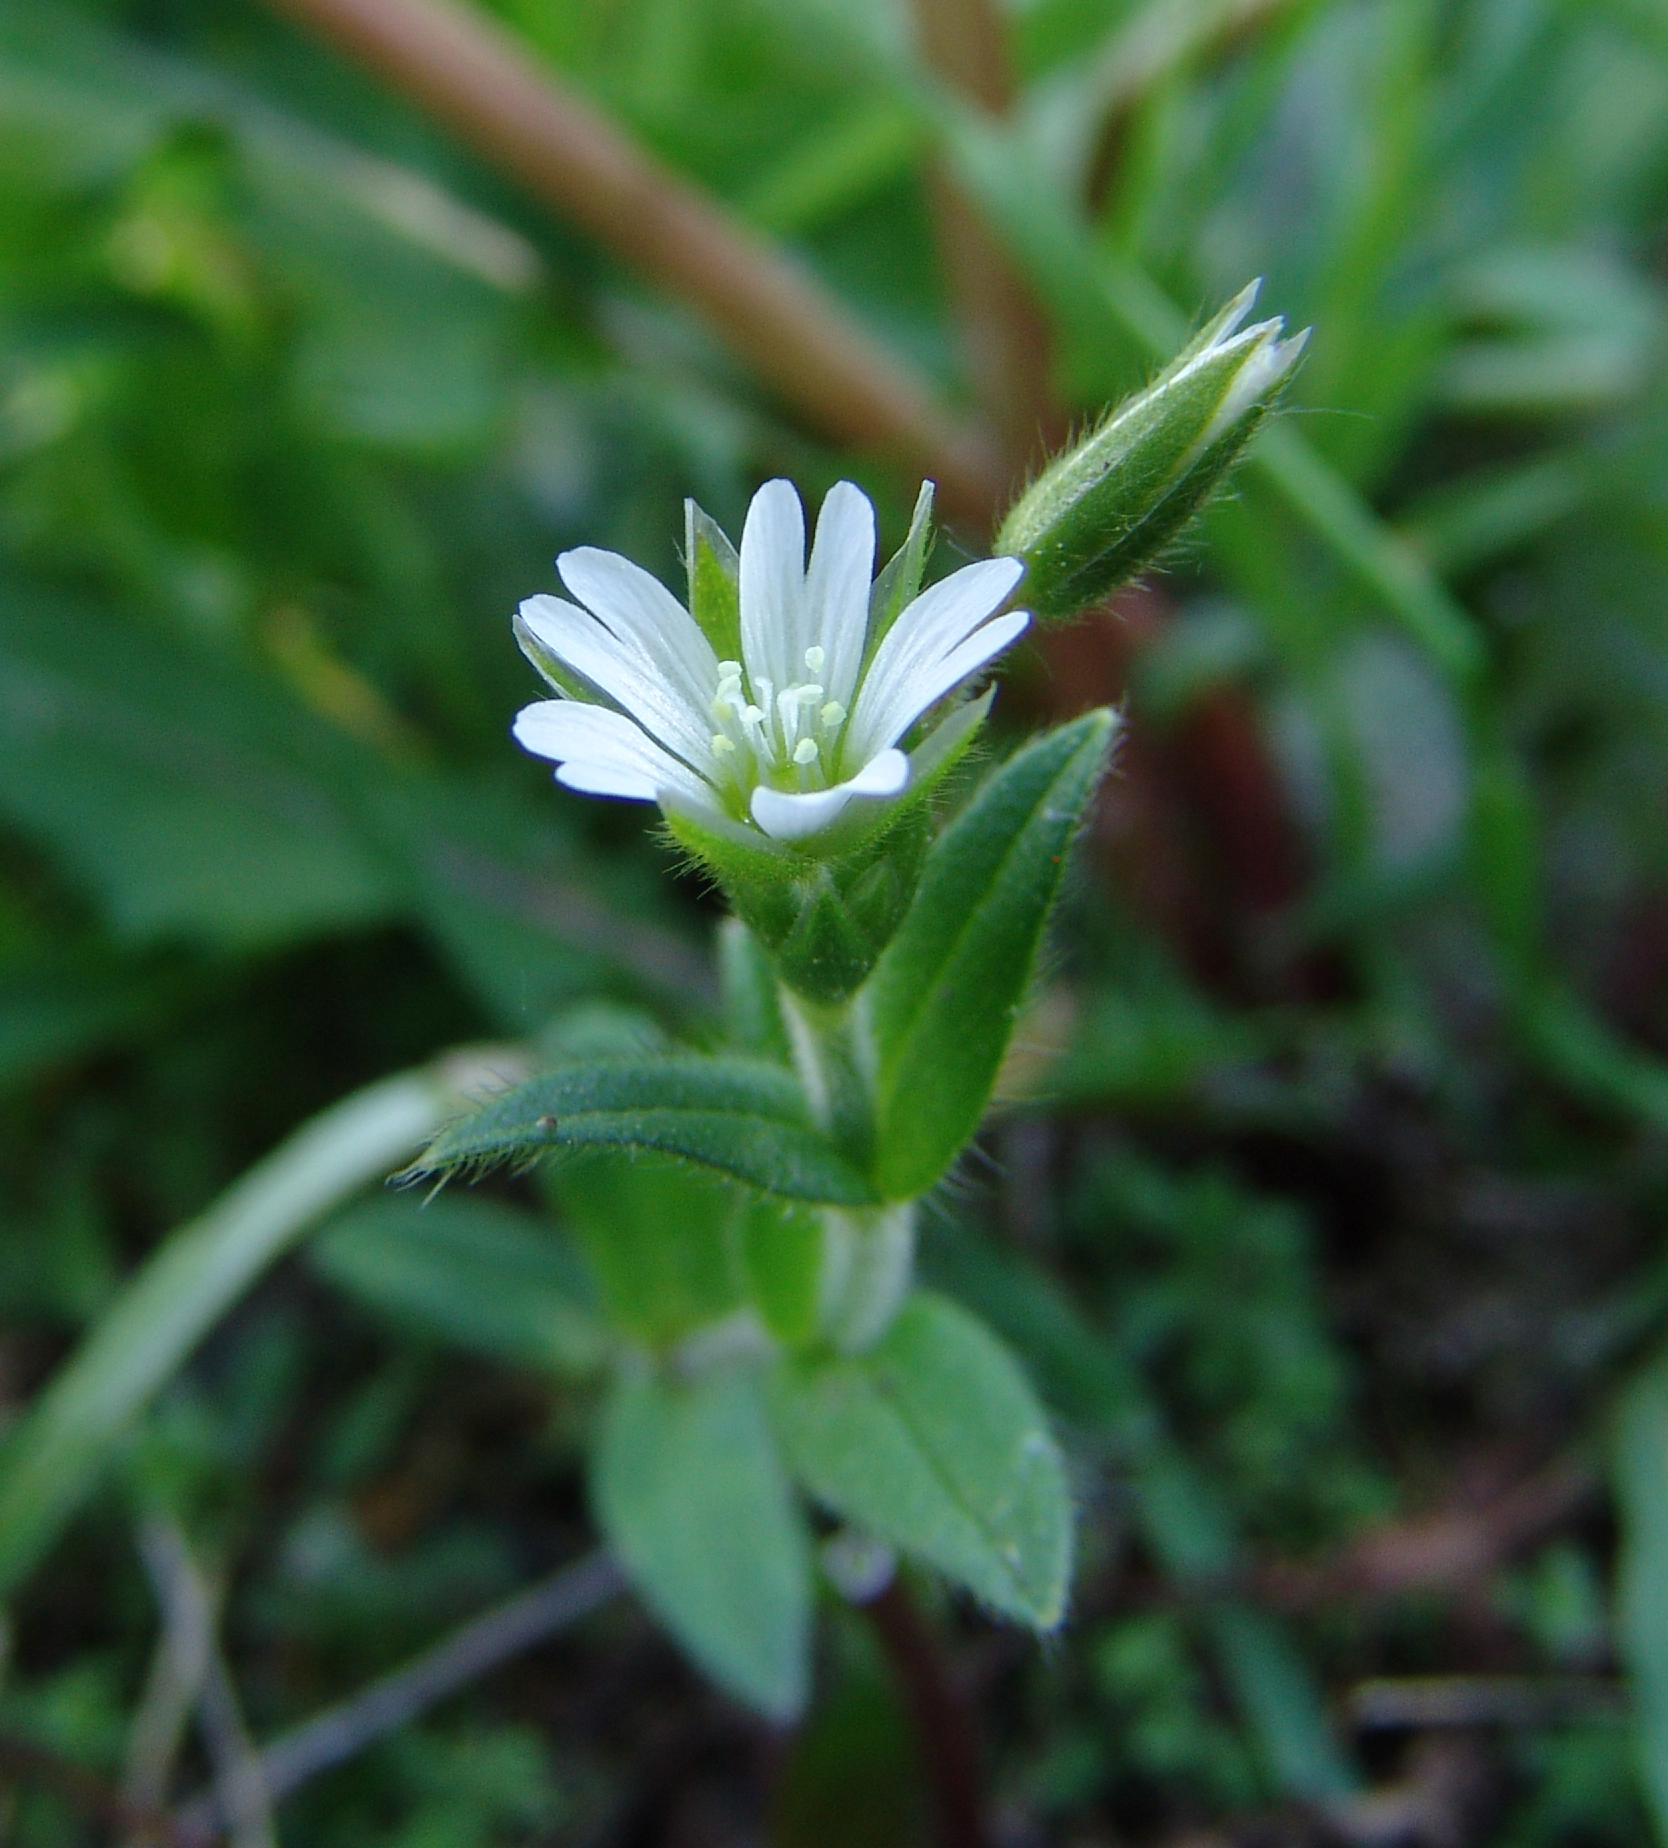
708,646,848,801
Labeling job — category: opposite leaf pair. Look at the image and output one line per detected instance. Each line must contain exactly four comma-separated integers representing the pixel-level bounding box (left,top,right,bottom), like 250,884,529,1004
414,708,1116,1208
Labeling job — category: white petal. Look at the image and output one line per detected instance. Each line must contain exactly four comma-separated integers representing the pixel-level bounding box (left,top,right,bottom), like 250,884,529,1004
883,611,1030,748
739,478,805,694
556,547,717,714
512,699,710,804
849,556,1022,756
804,480,875,710
517,594,713,772
749,748,908,842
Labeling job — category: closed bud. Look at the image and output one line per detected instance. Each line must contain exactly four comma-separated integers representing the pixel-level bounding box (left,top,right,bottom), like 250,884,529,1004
997,281,1308,621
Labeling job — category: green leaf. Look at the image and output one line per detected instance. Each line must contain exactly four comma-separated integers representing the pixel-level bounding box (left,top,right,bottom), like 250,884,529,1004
737,1196,825,1347
594,1365,811,1720
718,918,791,1060
409,1055,875,1205
771,1291,1071,1629
1614,1359,1668,1839
0,948,183,1089
550,1154,746,1350
867,712,1115,1199
311,1195,607,1376
923,1222,1359,1799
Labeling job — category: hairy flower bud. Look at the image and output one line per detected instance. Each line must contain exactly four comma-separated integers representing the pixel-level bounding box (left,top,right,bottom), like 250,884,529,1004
997,281,1308,621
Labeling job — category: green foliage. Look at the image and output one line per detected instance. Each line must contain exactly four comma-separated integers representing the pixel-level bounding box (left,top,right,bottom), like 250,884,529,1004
6,0,1668,1838
1614,1361,1668,1836
593,1363,811,1719
551,1151,749,1348
772,1292,1071,1629
312,1194,607,1377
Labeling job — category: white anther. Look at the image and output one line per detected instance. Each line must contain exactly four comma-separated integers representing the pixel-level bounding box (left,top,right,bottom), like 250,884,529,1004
792,737,819,765
804,646,825,674
711,733,736,755
820,701,846,729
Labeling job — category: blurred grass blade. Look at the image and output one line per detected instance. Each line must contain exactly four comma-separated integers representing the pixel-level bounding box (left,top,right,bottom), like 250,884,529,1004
1614,1360,1668,1839
0,1049,520,1599
933,100,1484,684
1208,1604,1357,1804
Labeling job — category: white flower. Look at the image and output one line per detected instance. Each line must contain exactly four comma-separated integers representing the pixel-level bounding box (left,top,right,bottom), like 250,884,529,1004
511,478,1029,846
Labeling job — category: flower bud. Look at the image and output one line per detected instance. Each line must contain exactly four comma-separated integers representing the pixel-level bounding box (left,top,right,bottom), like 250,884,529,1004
996,281,1308,621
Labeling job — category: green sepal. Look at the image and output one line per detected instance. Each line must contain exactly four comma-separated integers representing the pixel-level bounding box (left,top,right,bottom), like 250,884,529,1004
666,693,993,1003
405,1053,877,1205
512,608,590,700
770,1291,1072,1629
667,804,930,1004
867,710,1116,1200
685,498,742,662
593,1362,812,1720
864,479,934,668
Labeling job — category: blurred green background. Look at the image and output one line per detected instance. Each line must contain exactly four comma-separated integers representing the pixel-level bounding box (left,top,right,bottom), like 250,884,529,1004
6,0,1668,1841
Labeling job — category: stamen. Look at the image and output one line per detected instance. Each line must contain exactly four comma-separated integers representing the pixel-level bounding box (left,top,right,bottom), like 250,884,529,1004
792,737,818,766
804,646,825,675
820,701,846,729
712,734,736,756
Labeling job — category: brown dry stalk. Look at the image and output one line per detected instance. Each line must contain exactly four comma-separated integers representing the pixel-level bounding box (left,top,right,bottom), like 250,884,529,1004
261,0,1002,524
909,0,1063,484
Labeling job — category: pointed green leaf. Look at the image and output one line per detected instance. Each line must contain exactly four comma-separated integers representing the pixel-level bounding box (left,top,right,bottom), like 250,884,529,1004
408,1055,876,1205
311,1195,606,1376
867,712,1115,1199
594,1365,811,1720
772,1292,1071,1629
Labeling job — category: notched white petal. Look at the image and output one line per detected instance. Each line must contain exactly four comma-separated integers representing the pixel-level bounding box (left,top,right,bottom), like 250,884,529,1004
740,478,806,693
556,546,717,705
805,479,875,709
750,748,909,842
517,594,713,769
512,699,707,805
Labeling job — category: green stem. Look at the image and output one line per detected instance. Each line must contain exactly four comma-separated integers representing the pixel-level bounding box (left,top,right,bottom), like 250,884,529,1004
777,985,918,1349
779,985,876,1171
